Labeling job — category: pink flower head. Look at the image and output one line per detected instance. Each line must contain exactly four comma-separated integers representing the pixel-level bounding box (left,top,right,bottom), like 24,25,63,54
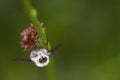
20,24,39,52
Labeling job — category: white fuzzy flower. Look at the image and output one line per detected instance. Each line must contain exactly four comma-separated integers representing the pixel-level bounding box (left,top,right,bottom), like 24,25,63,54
30,49,50,67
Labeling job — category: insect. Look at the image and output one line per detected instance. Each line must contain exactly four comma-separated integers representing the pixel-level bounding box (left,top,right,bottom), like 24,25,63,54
13,44,61,67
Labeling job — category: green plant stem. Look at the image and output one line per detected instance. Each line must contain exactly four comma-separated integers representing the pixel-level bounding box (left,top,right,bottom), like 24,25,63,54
22,0,47,48
46,44,56,80
22,0,56,80
46,57,56,80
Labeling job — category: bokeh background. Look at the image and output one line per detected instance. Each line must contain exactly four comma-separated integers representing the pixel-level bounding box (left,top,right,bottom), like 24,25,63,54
0,0,120,80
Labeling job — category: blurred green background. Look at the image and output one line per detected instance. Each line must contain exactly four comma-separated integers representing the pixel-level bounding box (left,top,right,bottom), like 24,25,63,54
0,0,120,80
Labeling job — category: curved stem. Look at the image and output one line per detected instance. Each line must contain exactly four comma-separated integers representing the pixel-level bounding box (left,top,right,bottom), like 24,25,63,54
22,0,56,80
22,0,47,48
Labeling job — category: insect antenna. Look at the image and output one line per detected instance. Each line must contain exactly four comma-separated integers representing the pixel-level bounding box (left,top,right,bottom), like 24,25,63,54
13,59,32,62
48,44,61,56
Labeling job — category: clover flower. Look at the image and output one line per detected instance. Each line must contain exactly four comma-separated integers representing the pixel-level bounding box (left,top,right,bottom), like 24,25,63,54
20,24,39,52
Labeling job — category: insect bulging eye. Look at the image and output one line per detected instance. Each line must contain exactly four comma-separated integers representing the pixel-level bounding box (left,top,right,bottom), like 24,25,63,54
39,57,47,63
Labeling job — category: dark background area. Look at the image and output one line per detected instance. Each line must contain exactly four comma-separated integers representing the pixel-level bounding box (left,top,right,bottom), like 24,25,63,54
0,0,120,80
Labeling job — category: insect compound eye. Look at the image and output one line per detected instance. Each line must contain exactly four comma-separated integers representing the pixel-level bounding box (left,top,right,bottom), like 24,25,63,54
30,48,50,67
34,55,49,67
39,56,47,63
